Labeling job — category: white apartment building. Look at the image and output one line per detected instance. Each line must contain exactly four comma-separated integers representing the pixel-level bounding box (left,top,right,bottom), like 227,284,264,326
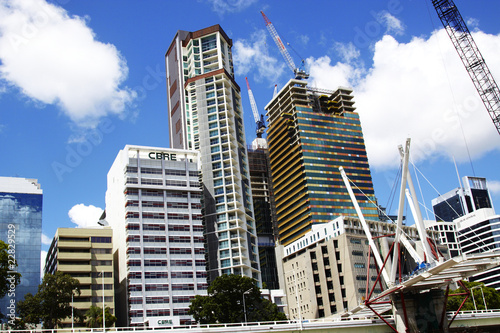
105,145,206,327
165,25,261,283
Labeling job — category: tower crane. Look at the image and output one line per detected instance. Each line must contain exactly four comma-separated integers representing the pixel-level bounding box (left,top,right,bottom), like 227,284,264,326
245,77,266,138
260,11,309,80
432,0,500,135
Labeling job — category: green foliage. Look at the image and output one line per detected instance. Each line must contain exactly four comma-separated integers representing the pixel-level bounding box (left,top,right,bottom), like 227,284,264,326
188,274,286,324
0,239,21,320
18,272,80,328
85,305,117,328
447,281,500,311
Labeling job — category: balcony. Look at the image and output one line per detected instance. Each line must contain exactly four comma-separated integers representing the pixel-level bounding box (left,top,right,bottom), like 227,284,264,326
58,264,91,272
58,252,91,260
58,240,90,249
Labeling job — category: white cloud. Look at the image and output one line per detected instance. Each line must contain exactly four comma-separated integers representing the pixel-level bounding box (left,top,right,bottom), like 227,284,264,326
298,35,310,46
307,56,364,89
467,18,480,31
307,28,500,169
40,250,47,279
233,29,286,83
68,203,103,228
378,11,405,36
0,0,136,128
333,42,361,64
488,180,500,195
41,233,52,245
205,0,257,15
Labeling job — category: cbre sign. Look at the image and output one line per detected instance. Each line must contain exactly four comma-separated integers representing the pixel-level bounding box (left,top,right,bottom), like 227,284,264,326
149,152,177,161
148,316,180,328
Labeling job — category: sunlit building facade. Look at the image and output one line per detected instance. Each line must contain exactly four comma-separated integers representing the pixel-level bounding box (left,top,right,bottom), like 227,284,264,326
44,227,115,328
165,25,260,283
106,145,207,326
265,80,378,246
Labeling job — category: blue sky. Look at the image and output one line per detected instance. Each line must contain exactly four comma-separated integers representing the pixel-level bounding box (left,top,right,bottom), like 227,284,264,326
1,0,500,269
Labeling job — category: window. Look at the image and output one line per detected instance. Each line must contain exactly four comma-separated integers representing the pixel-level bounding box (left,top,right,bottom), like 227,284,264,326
91,237,111,243
145,272,168,279
91,248,111,254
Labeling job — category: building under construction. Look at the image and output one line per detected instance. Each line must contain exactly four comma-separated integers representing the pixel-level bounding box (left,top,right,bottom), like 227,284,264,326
265,79,378,246
247,142,279,290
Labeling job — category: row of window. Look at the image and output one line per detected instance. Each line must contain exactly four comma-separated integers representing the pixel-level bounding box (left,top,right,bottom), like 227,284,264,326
126,167,197,177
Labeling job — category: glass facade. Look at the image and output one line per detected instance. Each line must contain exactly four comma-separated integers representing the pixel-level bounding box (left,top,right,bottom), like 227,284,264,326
266,81,378,245
0,184,42,316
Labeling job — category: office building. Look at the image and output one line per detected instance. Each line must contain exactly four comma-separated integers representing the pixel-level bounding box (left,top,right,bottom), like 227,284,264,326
432,176,493,222
165,25,260,283
279,216,442,319
248,141,279,289
0,177,42,313
105,145,206,326
265,80,378,246
44,228,114,328
429,176,500,289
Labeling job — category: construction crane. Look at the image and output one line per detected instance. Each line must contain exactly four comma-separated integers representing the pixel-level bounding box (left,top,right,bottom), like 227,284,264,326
260,11,309,80
245,77,266,138
432,0,500,135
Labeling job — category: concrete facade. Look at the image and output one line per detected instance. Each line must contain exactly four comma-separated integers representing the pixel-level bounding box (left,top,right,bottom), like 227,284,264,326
278,216,441,320
105,145,206,326
44,227,114,328
165,25,260,284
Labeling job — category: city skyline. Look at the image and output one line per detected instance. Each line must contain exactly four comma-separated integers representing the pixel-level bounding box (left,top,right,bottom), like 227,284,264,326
0,0,499,271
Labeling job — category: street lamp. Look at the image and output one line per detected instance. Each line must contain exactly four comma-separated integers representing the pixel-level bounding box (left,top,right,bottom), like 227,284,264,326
242,288,252,323
71,291,74,331
101,270,105,332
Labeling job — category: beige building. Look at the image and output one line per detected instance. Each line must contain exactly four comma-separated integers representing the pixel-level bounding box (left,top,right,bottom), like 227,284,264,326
45,227,115,327
278,216,445,320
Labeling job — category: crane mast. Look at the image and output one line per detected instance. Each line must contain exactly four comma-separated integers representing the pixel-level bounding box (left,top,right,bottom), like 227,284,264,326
245,77,265,138
432,0,500,135
260,11,309,80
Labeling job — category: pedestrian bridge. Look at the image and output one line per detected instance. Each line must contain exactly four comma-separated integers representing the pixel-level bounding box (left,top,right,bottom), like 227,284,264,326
4,310,500,333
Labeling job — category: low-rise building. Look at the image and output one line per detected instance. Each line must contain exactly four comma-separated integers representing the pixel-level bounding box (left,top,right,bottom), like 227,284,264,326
277,216,442,319
45,227,114,327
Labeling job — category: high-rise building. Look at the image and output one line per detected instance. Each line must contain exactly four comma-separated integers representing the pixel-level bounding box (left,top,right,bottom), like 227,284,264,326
44,227,115,328
0,177,42,314
264,80,378,246
429,176,500,290
105,145,207,326
165,25,261,283
247,142,279,289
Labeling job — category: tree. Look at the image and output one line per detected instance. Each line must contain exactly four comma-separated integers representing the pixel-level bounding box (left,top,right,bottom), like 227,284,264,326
188,274,287,324
85,305,101,328
0,239,21,321
85,305,117,328
447,281,500,311
18,272,80,328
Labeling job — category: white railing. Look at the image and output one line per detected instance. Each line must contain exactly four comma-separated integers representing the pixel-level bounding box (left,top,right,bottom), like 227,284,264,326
6,310,500,333
2,316,392,333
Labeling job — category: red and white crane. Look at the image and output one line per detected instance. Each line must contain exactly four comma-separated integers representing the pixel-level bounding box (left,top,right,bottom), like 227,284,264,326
261,11,309,80
245,77,266,138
